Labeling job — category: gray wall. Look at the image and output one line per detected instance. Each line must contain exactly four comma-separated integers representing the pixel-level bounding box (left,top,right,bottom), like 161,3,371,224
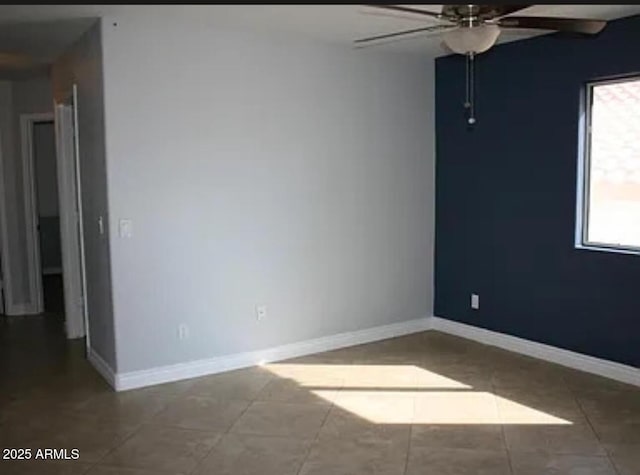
52,20,116,368
0,77,53,311
101,17,436,373
11,78,55,299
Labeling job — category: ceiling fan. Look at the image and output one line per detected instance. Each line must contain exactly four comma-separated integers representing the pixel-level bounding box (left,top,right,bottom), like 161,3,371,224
357,5,607,124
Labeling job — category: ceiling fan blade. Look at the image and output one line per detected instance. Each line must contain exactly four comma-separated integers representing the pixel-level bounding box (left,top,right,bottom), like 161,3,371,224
362,4,446,21
497,16,606,34
359,8,436,23
355,24,457,46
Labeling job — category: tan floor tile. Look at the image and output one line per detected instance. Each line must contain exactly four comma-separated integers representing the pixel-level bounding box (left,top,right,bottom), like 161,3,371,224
2,384,105,417
495,388,583,425
567,375,639,399
187,368,272,400
260,363,346,386
605,444,640,475
591,422,640,445
343,364,464,390
151,395,250,431
504,422,605,455
46,423,140,463
318,407,411,443
70,387,178,425
256,378,339,405
577,390,640,425
100,425,220,473
86,466,183,475
406,447,511,475
299,436,408,475
411,424,505,451
332,390,415,425
0,460,92,475
413,391,499,424
2,411,139,462
417,368,493,391
192,434,311,475
509,452,617,475
492,367,568,390
0,416,59,447
230,401,329,438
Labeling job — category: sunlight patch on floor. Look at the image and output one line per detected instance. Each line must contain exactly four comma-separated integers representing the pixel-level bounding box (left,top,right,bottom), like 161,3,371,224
262,363,471,389
263,363,573,426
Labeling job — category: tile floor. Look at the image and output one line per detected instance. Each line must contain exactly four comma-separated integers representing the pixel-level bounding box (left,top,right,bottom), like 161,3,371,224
1,317,639,474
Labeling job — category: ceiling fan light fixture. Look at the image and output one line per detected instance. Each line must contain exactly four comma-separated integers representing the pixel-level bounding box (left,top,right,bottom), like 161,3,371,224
444,24,501,55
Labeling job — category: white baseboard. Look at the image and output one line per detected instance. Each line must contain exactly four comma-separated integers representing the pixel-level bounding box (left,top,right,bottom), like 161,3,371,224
94,315,638,392
430,316,640,387
6,303,39,316
114,317,431,391
88,348,117,389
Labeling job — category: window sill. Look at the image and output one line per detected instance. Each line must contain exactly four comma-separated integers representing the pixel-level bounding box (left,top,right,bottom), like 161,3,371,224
575,243,640,256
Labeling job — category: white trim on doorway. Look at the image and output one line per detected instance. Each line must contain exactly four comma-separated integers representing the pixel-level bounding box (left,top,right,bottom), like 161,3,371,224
0,130,15,315
55,90,89,342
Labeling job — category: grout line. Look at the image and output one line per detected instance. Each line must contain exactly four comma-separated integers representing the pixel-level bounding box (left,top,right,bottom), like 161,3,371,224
294,380,340,475
573,394,622,475
89,420,150,466
504,448,517,475
401,400,415,475
168,392,260,475
224,398,258,435
490,371,516,475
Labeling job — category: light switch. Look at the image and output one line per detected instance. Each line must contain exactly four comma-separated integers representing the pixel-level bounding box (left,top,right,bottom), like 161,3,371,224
119,219,133,238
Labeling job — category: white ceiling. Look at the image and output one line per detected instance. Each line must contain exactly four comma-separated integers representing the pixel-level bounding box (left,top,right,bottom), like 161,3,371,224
0,18,95,79
0,5,639,78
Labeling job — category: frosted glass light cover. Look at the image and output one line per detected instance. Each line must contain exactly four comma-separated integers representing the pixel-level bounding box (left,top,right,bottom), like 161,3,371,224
444,25,501,54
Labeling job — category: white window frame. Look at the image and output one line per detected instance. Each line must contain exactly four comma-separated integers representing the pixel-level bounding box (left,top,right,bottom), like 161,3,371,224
576,75,640,255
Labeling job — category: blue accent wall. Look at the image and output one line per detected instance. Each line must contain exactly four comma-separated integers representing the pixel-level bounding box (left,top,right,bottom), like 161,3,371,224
435,15,640,368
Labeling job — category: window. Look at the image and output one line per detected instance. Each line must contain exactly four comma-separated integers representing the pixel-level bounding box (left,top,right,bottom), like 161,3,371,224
579,77,640,253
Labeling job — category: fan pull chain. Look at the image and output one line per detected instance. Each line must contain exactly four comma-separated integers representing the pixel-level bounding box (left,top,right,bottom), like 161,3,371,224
465,52,476,125
465,52,470,110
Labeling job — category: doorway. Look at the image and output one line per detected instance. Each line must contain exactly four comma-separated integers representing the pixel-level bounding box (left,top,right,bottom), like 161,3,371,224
16,88,88,343
32,120,65,315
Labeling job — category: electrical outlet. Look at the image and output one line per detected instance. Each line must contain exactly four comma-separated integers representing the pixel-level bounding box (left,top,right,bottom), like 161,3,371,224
178,324,189,340
256,305,267,321
471,294,480,310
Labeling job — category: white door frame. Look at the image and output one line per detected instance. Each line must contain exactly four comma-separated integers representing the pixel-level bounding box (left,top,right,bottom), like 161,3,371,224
55,86,89,342
20,112,54,315
0,130,13,315
70,85,90,344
